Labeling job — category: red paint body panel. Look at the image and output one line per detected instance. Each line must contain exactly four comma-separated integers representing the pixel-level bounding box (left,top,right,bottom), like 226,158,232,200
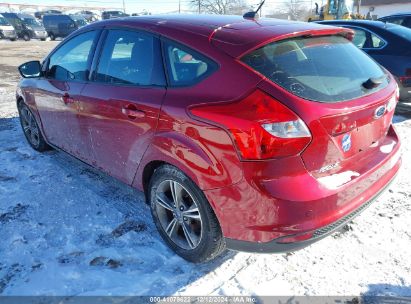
204,126,400,242
79,84,166,184
132,59,262,191
34,79,95,162
211,23,352,58
17,15,402,250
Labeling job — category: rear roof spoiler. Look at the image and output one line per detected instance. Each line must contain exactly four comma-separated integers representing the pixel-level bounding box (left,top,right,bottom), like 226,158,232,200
210,25,354,58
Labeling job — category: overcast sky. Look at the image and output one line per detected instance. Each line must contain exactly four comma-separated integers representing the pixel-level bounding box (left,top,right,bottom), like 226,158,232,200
2,0,314,14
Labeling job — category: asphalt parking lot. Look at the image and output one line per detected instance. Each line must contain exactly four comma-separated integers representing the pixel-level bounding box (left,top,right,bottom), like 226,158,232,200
0,39,411,298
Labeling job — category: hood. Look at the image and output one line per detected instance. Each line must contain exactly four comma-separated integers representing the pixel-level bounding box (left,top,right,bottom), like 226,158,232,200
0,24,14,30
30,25,46,31
22,22,46,31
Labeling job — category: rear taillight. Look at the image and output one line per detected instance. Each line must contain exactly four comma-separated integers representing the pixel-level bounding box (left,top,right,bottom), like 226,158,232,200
189,90,311,160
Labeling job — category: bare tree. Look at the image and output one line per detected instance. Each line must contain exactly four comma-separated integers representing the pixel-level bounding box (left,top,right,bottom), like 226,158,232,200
190,0,248,15
282,0,310,21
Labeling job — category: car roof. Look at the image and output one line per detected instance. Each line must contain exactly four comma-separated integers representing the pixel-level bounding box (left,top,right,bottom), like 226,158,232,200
379,13,411,18
84,15,350,58
44,14,70,18
1,12,18,17
316,19,389,28
18,14,34,18
316,19,411,33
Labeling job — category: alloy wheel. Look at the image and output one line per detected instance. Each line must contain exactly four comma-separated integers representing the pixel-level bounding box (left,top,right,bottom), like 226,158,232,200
155,180,203,250
20,105,40,148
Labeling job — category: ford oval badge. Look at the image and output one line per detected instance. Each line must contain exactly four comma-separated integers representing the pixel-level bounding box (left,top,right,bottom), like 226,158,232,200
374,105,386,119
342,133,351,153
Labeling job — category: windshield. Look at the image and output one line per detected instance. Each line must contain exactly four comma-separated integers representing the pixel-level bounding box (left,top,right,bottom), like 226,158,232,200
241,35,388,103
23,18,41,26
0,16,11,26
386,23,411,42
72,17,87,26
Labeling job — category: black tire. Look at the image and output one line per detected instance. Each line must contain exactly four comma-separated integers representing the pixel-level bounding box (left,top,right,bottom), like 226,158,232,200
49,33,55,41
40,38,46,41
149,164,226,263
10,38,16,41
17,101,50,152
23,33,30,41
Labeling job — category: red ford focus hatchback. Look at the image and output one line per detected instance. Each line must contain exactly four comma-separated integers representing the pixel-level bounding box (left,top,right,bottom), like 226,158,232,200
17,15,401,262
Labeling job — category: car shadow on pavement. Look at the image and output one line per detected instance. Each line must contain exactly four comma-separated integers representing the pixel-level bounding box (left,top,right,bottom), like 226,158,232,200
0,116,237,295
394,111,411,123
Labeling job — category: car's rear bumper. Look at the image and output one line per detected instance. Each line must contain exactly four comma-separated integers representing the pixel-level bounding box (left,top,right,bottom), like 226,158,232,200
224,169,398,253
33,31,48,39
204,125,401,252
0,30,17,39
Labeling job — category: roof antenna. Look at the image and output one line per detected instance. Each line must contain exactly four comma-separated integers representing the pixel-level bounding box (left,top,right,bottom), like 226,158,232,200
243,0,265,20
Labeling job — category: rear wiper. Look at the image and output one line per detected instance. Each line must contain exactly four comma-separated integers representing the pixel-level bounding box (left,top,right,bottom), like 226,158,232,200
362,76,385,89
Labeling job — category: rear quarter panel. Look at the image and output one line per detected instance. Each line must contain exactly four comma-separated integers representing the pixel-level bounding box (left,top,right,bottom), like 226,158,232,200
133,34,263,192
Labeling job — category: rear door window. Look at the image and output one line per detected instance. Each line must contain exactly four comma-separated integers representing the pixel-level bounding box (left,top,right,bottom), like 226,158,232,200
351,28,367,48
241,35,388,103
95,29,165,86
370,33,385,48
348,27,385,49
163,40,217,86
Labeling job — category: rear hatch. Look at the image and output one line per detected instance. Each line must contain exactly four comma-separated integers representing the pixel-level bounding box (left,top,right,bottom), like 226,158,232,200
236,31,398,185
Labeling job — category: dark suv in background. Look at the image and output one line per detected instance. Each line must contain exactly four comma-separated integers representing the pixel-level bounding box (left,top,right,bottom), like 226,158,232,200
1,13,47,41
101,10,129,19
43,14,79,40
317,20,411,110
76,10,99,22
379,13,411,29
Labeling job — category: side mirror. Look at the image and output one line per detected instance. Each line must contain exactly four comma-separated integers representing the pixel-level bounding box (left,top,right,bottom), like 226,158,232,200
18,61,42,78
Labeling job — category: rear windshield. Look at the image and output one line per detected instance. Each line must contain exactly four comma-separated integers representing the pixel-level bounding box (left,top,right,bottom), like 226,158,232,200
71,16,87,26
22,18,41,26
241,35,388,103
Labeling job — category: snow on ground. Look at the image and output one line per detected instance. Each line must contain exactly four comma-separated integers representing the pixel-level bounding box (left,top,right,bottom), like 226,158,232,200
0,41,411,298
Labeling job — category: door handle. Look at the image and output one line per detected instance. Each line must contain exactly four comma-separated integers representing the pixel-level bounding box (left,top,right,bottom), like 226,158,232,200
61,93,75,104
121,105,145,119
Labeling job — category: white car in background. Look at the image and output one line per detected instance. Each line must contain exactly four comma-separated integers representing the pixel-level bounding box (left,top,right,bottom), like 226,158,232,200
0,14,17,41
